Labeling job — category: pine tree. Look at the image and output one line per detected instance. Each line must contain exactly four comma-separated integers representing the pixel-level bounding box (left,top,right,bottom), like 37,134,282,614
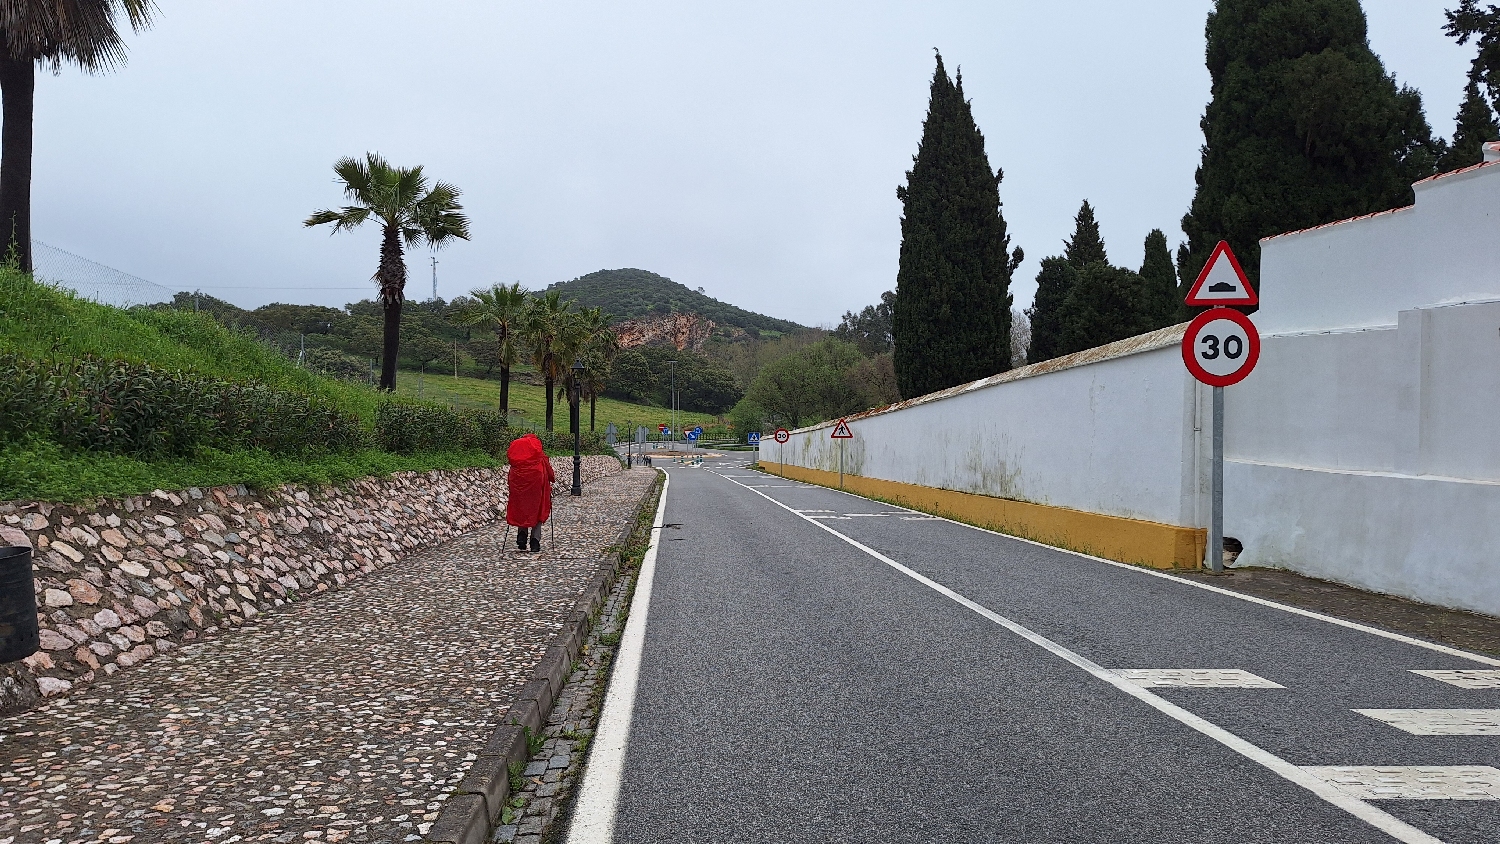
1025,257,1078,364
1178,0,1441,295
893,52,1023,399
1055,264,1154,356
1138,229,1180,328
1064,201,1107,268
1438,71,1500,173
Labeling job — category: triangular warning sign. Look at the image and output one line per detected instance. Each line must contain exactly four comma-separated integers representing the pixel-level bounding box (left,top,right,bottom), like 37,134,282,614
1185,241,1257,307
830,418,853,439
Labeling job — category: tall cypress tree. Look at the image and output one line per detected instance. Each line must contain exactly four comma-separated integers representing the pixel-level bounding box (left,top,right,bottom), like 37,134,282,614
1178,0,1441,293
1437,71,1500,173
1055,264,1154,356
1064,200,1108,268
893,52,1022,399
1025,257,1078,363
1138,229,1181,328
1447,1,1500,113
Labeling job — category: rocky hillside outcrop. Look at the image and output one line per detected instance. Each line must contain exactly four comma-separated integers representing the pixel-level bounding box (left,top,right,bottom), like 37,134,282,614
614,312,717,351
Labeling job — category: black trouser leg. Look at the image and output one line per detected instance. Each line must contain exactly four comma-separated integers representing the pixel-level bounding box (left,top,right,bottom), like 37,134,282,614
516,527,529,550
529,528,541,552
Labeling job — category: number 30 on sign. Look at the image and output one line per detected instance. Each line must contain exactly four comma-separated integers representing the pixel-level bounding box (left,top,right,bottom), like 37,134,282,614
1181,307,1260,387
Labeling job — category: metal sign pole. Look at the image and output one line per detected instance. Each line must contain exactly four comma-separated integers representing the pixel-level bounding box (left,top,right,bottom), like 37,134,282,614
1207,385,1225,572
839,439,845,489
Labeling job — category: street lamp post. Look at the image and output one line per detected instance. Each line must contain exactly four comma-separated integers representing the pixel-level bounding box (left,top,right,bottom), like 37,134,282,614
571,358,584,497
668,359,677,448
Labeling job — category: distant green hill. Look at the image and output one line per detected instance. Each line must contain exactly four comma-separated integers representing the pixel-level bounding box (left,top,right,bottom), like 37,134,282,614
544,269,803,335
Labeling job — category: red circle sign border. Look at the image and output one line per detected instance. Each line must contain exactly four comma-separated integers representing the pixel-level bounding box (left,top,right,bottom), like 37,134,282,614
1181,307,1261,387
773,428,790,443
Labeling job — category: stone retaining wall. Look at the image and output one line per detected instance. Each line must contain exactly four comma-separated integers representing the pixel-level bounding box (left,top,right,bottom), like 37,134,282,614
0,455,621,715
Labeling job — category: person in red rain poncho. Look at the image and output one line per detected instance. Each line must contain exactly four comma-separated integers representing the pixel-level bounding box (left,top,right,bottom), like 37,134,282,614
506,433,555,552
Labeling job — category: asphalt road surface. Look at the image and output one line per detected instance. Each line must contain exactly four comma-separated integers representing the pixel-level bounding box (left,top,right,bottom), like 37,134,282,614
570,456,1500,844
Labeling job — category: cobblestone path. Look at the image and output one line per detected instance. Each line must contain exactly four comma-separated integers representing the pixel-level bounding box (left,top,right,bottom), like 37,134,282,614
0,467,657,844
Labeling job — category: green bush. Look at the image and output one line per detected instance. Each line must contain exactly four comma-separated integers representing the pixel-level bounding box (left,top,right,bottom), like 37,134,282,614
0,354,367,458
373,400,613,458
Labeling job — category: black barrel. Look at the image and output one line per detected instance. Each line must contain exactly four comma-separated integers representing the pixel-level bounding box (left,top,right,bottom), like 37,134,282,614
0,546,39,664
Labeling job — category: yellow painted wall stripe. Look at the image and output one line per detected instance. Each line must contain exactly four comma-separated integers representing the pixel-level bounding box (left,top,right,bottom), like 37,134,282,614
768,463,1206,570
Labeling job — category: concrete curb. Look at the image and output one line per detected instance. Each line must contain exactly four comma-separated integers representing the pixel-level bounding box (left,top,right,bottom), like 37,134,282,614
425,474,657,844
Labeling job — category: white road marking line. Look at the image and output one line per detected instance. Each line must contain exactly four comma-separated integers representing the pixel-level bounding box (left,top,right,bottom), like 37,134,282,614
567,471,671,844
1410,669,1500,689
1353,709,1500,736
1301,766,1500,800
1115,669,1285,689
715,472,1448,844
739,473,1500,668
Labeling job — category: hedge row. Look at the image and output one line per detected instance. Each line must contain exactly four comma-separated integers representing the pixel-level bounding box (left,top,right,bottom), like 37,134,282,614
0,355,365,458
0,354,615,462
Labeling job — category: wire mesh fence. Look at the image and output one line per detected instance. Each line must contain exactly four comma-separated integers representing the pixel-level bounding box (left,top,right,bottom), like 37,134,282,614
31,240,173,308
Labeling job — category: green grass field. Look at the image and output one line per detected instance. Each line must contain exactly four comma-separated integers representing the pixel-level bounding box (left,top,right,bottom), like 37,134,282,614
392,371,722,436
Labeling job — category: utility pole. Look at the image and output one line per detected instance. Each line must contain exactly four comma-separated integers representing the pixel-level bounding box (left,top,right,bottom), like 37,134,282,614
431,257,439,302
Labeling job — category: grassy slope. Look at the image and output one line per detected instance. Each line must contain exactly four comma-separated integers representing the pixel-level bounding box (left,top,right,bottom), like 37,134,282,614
544,268,803,334
0,270,382,421
392,371,719,435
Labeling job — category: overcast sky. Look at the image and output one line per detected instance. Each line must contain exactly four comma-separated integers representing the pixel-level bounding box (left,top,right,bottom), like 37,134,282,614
31,1,1476,327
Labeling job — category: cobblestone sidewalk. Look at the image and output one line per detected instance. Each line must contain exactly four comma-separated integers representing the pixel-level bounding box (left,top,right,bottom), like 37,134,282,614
0,467,657,844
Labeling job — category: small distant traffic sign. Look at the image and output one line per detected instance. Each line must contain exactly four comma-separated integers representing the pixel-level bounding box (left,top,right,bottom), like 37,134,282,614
693,426,703,436
1184,241,1258,307
747,431,761,445
685,429,699,442
658,423,667,433
773,428,790,444
830,418,853,439
1181,307,1260,387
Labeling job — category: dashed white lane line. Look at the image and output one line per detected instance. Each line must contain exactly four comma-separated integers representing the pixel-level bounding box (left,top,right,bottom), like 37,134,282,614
1353,709,1500,736
1115,669,1285,688
1411,670,1500,689
1302,767,1500,800
714,470,1448,844
567,471,671,844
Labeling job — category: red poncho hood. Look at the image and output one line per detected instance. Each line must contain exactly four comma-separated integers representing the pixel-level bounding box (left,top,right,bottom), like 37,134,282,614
506,434,554,528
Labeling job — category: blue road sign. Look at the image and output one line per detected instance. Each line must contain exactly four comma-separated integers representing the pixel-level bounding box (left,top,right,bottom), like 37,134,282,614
693,426,703,435
747,431,761,445
685,430,700,441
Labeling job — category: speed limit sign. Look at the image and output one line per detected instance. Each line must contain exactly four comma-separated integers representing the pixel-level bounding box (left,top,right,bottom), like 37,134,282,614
1182,307,1260,387
773,428,790,444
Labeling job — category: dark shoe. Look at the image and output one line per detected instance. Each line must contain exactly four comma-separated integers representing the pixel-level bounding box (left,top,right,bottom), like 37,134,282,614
516,528,529,550
529,534,541,552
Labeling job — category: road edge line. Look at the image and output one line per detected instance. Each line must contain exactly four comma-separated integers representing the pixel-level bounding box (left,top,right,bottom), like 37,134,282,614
718,472,1447,844
746,469,1500,668
566,469,670,843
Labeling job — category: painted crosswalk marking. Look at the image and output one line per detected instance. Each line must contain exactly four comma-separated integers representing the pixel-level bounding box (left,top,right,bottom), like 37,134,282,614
1409,669,1500,689
1114,669,1284,688
1354,709,1500,735
1300,766,1500,800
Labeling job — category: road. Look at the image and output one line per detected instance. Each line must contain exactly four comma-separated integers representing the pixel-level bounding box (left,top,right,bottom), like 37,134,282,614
569,456,1500,844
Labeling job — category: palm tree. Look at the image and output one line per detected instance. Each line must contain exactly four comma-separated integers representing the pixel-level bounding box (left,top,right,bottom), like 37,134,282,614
453,282,528,420
304,153,469,391
574,307,618,431
0,0,154,271
522,290,572,430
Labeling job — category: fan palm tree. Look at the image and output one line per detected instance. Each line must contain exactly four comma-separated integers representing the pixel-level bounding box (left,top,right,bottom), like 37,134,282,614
453,282,528,420
304,153,469,391
574,307,618,431
522,289,572,430
0,0,154,271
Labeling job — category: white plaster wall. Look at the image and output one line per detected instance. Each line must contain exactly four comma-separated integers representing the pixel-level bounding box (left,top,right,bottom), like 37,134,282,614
757,163,1500,616
761,343,1201,527
1257,163,1500,335
1227,460,1500,617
